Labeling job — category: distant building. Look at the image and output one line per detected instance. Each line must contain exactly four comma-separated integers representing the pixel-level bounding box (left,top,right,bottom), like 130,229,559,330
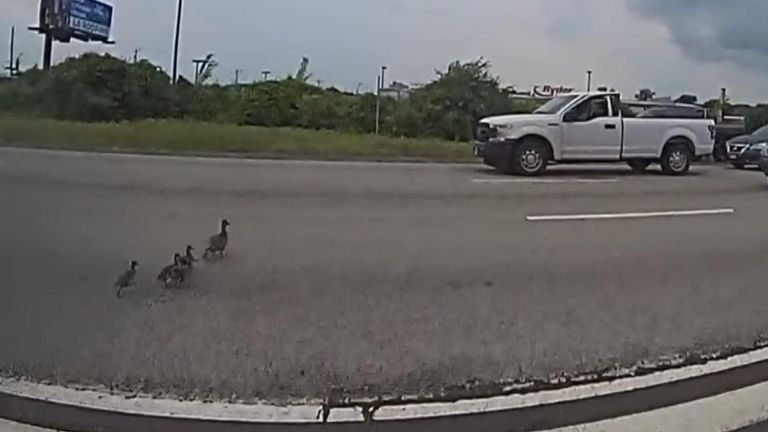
381,81,414,99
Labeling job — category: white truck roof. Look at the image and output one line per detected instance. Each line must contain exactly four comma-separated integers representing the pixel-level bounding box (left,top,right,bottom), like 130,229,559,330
563,91,620,98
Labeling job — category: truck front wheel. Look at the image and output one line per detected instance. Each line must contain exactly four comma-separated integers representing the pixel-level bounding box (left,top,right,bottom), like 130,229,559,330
512,139,549,176
660,142,693,175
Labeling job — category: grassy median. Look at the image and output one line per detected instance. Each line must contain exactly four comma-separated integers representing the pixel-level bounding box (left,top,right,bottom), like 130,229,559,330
0,117,473,162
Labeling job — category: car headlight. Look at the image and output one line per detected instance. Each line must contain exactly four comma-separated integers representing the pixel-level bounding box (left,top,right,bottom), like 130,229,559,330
750,142,768,151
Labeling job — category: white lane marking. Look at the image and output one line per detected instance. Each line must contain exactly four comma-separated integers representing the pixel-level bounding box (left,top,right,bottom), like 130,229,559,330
545,380,768,432
3,343,768,423
472,177,619,184
527,208,735,222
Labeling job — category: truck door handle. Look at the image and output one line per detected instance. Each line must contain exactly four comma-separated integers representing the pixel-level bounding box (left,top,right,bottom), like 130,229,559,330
604,124,617,130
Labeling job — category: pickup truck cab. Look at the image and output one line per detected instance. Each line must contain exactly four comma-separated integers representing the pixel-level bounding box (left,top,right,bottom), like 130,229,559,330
474,92,715,176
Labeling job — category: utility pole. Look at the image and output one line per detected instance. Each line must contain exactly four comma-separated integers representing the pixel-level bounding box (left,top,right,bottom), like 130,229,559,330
14,53,22,75
6,26,14,77
586,70,593,92
192,58,207,83
719,87,727,123
234,69,242,85
261,70,271,81
132,48,141,63
375,65,387,136
171,0,183,83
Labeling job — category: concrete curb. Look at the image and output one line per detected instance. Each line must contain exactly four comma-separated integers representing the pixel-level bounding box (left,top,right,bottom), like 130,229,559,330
4,346,768,431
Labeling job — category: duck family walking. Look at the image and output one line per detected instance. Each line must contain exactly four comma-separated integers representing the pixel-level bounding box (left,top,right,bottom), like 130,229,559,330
114,219,231,298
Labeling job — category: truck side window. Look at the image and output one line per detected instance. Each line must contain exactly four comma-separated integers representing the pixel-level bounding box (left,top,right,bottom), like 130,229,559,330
567,97,609,122
590,98,609,118
609,95,622,117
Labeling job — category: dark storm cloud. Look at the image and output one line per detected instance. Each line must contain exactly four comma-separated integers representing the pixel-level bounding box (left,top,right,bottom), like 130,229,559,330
627,0,768,67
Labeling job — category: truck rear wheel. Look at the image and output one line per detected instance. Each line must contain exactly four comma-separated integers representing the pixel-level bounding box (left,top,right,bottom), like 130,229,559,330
511,139,549,176
627,160,652,173
660,142,692,175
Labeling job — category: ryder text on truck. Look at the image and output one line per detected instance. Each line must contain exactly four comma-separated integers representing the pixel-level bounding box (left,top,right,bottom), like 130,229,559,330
474,92,716,176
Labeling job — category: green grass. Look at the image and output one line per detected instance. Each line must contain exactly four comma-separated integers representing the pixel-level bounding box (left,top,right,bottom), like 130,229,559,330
0,117,474,162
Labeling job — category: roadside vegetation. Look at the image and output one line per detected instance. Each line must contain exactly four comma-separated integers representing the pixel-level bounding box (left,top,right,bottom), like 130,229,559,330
3,53,767,160
0,53,540,159
0,116,472,161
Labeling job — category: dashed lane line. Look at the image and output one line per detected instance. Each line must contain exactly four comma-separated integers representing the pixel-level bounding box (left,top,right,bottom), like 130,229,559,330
526,208,735,222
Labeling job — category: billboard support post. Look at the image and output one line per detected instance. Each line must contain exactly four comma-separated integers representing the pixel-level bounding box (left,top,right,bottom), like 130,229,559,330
42,32,53,70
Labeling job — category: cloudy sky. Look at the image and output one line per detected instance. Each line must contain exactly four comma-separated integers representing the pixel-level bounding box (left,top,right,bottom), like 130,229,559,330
2,0,768,102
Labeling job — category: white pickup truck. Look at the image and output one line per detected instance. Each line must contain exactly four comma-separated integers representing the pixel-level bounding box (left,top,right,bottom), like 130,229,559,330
474,91,715,176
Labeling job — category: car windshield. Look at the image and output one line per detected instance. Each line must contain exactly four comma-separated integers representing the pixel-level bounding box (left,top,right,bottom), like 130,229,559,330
533,95,579,114
7,1,768,431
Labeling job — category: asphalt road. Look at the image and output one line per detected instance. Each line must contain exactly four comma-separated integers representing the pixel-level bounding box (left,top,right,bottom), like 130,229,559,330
2,148,768,403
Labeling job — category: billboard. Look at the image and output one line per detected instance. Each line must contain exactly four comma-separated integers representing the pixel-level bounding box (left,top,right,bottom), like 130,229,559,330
68,0,113,40
38,0,70,30
37,0,113,42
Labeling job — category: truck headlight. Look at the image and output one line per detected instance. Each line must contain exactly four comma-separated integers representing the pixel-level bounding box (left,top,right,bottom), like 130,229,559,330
489,124,514,142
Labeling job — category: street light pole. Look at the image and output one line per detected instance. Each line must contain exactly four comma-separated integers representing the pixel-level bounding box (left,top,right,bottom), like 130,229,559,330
375,65,387,136
381,66,387,93
586,70,593,92
7,26,14,77
171,0,183,84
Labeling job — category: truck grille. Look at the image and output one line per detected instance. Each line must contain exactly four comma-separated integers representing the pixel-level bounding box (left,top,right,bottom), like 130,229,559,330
476,123,498,142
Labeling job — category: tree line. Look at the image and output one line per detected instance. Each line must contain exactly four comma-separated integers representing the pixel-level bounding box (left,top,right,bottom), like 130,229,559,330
3,53,767,139
0,53,540,142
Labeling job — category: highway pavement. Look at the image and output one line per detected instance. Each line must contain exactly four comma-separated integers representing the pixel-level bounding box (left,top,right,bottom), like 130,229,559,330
2,148,768,402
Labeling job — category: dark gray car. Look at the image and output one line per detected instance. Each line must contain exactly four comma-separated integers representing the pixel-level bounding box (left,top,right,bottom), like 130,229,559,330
727,125,768,169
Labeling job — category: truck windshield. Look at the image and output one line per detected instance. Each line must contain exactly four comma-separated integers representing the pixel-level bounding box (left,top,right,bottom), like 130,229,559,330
533,95,579,114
